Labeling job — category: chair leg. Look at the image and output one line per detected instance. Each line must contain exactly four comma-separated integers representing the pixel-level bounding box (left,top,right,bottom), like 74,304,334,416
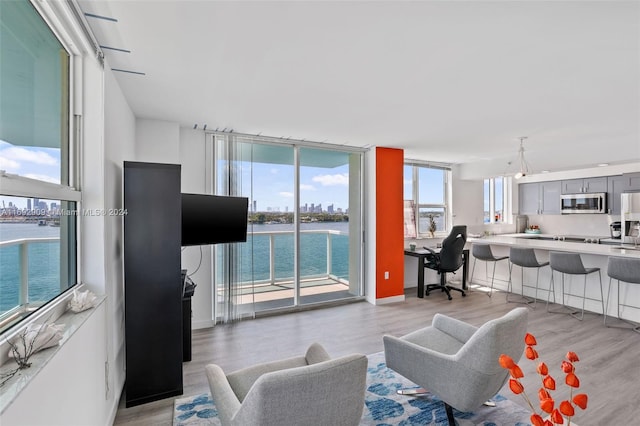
444,402,456,426
442,272,452,300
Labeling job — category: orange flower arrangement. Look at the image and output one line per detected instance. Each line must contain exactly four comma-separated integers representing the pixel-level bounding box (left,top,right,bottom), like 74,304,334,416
499,333,588,426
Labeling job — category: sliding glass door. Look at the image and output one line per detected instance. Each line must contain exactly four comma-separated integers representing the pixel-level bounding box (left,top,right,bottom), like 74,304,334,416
298,147,362,305
212,134,363,321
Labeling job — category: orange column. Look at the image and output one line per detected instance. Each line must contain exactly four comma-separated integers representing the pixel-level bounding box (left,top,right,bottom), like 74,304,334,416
375,147,404,299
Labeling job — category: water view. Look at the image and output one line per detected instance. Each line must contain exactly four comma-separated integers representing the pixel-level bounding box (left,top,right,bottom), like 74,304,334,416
0,223,61,313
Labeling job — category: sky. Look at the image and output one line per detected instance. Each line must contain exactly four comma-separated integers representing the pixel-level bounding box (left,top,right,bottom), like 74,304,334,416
0,140,61,209
238,161,350,213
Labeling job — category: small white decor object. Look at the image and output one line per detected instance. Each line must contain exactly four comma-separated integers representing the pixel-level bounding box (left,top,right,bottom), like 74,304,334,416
7,323,65,362
68,288,97,313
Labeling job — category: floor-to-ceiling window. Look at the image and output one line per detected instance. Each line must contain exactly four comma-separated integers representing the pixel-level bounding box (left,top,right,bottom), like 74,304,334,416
211,134,364,321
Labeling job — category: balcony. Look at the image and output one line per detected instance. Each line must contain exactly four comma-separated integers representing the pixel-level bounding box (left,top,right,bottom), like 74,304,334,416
217,229,357,312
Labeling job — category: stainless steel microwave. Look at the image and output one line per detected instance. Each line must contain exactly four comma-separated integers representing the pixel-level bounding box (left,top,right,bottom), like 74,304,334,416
561,192,607,214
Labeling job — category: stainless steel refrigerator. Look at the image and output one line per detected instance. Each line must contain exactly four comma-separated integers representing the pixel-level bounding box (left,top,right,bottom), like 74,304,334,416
621,192,640,244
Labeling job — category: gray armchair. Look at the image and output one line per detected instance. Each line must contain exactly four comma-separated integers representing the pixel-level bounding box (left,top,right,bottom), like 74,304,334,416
205,342,368,426
383,307,528,425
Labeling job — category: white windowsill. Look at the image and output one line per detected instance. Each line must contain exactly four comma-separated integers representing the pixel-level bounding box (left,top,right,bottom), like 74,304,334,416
0,296,105,415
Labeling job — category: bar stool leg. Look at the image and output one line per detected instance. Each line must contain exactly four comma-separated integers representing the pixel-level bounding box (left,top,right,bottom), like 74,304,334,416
569,275,587,321
604,277,613,327
506,263,535,306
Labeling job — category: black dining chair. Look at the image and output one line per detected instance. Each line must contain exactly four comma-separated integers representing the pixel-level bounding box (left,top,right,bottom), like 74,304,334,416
424,225,467,300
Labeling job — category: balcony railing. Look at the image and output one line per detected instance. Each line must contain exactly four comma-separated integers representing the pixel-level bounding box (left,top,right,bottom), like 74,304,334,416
250,229,348,286
0,237,59,322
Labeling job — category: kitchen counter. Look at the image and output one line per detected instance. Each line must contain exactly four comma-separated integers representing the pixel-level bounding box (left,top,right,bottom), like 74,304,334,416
466,233,640,323
469,234,640,258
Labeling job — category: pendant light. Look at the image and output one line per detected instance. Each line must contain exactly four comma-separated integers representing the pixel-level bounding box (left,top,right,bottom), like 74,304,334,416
514,137,530,179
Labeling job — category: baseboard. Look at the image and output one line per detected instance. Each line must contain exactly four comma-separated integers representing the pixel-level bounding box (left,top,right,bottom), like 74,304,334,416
374,294,405,305
192,319,216,330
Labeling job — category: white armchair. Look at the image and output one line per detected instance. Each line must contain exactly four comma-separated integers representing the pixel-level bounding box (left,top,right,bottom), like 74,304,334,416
383,308,528,425
205,342,368,426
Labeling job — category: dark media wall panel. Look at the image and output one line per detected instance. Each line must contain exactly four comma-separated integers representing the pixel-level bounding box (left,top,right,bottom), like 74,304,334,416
124,161,183,407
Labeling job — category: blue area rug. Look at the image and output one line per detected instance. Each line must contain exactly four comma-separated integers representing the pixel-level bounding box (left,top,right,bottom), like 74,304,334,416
173,352,532,425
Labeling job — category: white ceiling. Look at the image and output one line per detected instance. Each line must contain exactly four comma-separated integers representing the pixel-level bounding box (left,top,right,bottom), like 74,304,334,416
78,0,640,177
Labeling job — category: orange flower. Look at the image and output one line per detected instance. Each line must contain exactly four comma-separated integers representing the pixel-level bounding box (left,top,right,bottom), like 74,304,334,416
530,413,546,426
499,337,587,425
510,364,524,378
550,408,564,424
537,362,548,375
538,388,551,401
573,393,588,410
543,375,556,390
566,373,580,388
509,378,524,394
559,400,575,417
561,360,574,373
540,397,555,413
526,346,539,360
525,333,538,345
499,354,516,369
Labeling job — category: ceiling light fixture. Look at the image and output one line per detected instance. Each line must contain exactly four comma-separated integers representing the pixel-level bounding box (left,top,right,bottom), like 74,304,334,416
514,137,530,180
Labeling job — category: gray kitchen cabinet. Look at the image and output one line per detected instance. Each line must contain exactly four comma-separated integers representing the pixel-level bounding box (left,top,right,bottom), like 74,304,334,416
518,181,561,215
519,183,540,215
561,177,608,194
541,180,561,214
608,173,640,215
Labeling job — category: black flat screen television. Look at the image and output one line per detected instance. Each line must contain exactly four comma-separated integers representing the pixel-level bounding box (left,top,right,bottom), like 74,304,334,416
181,193,249,246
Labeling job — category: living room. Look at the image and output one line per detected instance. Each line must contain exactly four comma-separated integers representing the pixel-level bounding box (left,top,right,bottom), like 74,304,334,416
1,1,639,425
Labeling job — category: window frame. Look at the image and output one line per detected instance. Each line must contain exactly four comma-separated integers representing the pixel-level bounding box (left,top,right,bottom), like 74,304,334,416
0,0,82,337
483,176,512,224
404,161,451,238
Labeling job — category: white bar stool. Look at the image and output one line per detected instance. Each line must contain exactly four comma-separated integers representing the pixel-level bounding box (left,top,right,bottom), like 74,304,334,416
507,247,549,308
604,256,640,332
470,244,509,298
547,251,604,321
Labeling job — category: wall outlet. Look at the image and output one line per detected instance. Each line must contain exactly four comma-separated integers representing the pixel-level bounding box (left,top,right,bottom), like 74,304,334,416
384,271,389,279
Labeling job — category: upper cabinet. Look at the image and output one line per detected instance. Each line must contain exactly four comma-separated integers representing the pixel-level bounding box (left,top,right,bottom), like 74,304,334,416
561,177,608,194
607,173,640,215
519,181,561,215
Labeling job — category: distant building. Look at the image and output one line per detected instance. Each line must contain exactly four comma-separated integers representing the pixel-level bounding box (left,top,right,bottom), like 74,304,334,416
328,204,334,214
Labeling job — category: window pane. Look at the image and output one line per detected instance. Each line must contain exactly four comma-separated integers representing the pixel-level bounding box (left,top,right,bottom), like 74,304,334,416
484,179,490,223
418,207,445,234
494,177,504,222
0,197,77,333
418,168,444,205
403,165,413,200
0,0,70,185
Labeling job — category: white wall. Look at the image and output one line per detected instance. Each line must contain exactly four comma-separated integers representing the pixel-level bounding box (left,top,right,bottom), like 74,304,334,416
364,148,377,303
103,65,136,405
1,303,108,426
135,119,180,164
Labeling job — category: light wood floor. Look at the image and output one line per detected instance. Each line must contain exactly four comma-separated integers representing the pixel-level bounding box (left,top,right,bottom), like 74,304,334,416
114,288,640,425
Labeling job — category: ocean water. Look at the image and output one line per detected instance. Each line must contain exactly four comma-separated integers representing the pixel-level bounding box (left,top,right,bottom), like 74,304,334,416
0,223,62,313
220,221,351,284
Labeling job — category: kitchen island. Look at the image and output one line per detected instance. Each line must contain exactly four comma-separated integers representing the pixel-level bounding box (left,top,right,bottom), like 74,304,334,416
467,234,640,324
